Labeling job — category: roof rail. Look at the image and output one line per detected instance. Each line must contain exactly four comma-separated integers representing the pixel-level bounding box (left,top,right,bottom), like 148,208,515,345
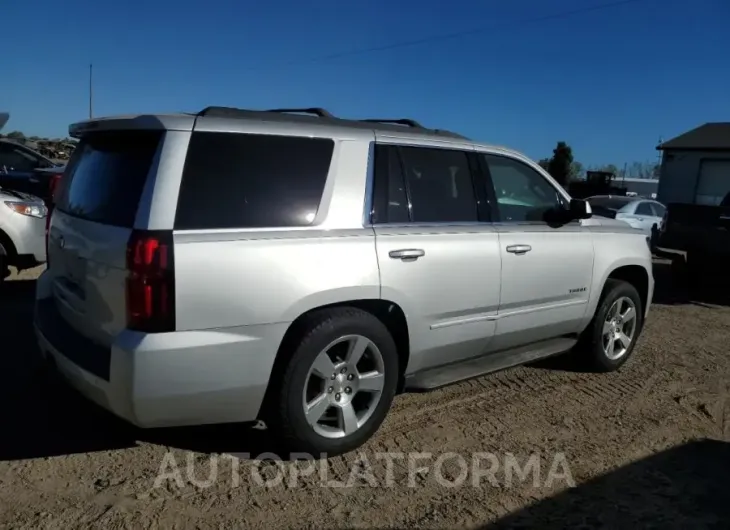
362,118,468,140
360,118,424,129
194,106,468,139
265,107,335,118
196,106,335,119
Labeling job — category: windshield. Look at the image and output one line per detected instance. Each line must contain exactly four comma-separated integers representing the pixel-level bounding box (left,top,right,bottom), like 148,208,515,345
588,197,633,211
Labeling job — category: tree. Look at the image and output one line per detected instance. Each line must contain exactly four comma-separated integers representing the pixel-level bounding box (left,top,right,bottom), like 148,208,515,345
537,158,550,171
546,141,574,187
6,131,25,140
570,161,584,180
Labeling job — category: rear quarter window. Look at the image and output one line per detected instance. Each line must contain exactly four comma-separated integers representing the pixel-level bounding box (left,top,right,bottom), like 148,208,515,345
174,132,334,230
54,130,162,227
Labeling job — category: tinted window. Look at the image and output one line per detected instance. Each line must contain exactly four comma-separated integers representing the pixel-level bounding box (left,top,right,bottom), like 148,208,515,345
650,202,665,217
587,196,633,210
371,144,409,224
399,147,478,223
0,143,41,172
55,131,162,227
484,155,563,222
635,202,653,216
175,133,333,229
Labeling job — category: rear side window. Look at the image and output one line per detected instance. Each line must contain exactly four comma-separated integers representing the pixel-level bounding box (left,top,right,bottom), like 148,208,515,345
399,146,478,223
55,131,162,227
635,202,653,216
650,202,666,217
175,132,334,230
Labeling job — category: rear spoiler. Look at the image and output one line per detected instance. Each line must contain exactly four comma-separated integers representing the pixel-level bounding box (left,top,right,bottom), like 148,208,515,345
69,114,195,138
0,112,9,131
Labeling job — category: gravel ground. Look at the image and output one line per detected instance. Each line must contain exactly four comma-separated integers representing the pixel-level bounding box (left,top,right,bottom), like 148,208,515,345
1,260,729,529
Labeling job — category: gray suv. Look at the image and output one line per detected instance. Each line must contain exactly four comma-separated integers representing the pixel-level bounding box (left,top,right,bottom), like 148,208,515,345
35,107,654,456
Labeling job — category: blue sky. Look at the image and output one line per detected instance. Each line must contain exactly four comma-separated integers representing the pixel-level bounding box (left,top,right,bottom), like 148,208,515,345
3,0,728,166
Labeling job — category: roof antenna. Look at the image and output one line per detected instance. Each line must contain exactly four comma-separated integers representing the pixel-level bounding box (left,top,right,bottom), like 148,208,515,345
89,63,93,119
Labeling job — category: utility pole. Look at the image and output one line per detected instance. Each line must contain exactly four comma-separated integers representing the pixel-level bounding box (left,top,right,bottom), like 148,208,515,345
89,63,93,119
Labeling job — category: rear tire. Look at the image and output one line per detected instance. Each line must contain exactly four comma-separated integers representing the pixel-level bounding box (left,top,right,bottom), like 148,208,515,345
270,307,399,457
578,279,644,373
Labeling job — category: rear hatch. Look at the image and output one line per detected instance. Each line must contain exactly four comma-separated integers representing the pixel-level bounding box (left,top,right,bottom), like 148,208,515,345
47,130,164,350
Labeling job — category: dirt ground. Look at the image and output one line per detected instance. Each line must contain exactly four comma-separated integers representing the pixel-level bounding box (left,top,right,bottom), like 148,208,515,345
1,259,729,529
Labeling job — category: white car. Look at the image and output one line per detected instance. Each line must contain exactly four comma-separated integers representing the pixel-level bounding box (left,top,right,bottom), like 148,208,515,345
0,112,48,279
0,186,47,280
587,195,666,235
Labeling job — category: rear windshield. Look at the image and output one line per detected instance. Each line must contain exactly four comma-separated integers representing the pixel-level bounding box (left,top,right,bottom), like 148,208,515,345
54,130,162,227
174,132,334,230
587,197,632,210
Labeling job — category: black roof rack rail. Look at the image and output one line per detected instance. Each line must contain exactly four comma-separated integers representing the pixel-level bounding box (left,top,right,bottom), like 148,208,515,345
360,118,424,129
265,107,335,118
196,106,335,119
194,106,468,139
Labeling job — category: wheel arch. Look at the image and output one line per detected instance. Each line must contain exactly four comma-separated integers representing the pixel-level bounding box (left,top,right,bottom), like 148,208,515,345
258,298,411,420
602,264,651,315
0,228,17,257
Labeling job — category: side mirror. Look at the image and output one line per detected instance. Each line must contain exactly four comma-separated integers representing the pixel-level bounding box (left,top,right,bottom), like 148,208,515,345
569,199,592,220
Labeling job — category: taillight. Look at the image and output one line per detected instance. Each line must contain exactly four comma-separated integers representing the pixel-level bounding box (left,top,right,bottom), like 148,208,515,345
125,230,175,333
49,173,62,200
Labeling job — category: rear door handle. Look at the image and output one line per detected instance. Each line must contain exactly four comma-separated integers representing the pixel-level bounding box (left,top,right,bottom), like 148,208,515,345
506,244,532,255
389,249,425,261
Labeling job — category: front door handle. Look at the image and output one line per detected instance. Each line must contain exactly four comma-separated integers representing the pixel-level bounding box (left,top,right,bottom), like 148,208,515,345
506,244,532,255
389,249,425,261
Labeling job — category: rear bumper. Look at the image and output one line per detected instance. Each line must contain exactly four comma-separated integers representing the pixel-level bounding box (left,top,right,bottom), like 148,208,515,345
34,272,287,428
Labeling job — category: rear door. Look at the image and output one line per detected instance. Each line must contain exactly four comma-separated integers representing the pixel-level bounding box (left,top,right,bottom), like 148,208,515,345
48,130,163,347
372,142,502,374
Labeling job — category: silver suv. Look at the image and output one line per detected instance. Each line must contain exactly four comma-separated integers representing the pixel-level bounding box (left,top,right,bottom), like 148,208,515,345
35,107,654,456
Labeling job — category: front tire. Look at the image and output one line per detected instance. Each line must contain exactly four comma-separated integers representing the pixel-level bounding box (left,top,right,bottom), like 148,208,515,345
271,307,399,457
579,279,644,372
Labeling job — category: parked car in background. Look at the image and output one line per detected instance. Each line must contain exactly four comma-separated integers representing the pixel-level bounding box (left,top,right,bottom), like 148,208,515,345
658,191,730,276
0,113,65,206
0,185,47,280
587,195,666,236
0,140,65,204
36,107,653,456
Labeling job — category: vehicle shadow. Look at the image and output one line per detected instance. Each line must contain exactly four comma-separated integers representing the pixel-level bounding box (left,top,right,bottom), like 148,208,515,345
481,439,730,528
0,278,286,462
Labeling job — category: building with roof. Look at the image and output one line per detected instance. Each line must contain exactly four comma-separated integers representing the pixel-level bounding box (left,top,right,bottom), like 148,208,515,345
656,122,730,205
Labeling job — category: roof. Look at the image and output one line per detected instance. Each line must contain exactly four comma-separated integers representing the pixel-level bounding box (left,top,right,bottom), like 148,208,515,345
657,122,730,151
193,106,470,140
70,107,470,142
67,106,541,164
